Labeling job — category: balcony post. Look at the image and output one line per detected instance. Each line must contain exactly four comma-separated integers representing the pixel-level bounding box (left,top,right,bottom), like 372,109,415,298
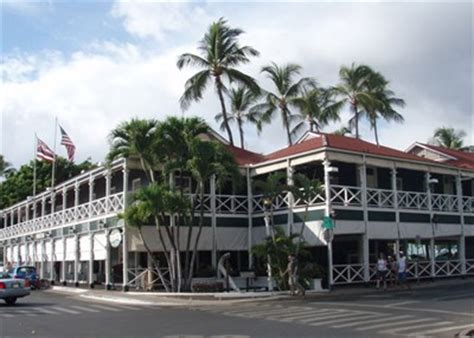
88,177,94,217
286,160,294,236
25,202,29,222
74,232,79,287
426,173,436,278
51,192,56,214
41,196,46,217
246,168,253,270
75,183,80,219
122,165,129,291
358,162,370,283
105,228,111,289
62,187,67,222
105,171,111,213
89,230,95,288
40,240,45,279
61,235,66,285
17,207,21,225
391,167,401,251
456,174,466,275
323,158,334,288
210,174,217,269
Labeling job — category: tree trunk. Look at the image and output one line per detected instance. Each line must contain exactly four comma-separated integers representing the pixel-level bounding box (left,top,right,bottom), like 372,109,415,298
215,76,234,146
352,103,359,139
295,204,309,257
186,181,205,289
282,107,293,146
137,227,170,292
184,185,199,290
373,117,379,146
238,117,245,149
154,216,175,291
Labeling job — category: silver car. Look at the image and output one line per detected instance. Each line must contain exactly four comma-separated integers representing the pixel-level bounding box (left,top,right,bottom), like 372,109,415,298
0,272,30,305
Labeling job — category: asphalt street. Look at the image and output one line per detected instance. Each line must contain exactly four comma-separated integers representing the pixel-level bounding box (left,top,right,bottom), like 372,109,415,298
1,281,473,338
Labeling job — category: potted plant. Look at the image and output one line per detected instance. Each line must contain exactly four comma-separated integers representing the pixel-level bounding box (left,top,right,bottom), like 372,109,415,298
301,263,326,291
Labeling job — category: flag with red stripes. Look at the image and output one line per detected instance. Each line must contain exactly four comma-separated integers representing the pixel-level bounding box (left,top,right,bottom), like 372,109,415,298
59,125,76,162
37,138,55,162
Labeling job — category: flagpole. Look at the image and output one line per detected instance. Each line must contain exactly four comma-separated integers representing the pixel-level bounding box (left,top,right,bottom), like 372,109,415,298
33,133,37,197
51,117,58,188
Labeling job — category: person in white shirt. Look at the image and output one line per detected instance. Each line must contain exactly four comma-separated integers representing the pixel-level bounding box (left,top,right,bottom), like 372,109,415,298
397,251,410,289
376,253,388,290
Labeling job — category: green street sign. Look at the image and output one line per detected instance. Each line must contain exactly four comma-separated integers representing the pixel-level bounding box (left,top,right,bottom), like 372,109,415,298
322,216,334,229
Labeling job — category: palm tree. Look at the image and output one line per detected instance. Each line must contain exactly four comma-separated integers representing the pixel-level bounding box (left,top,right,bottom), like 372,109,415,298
362,71,405,145
107,118,158,182
215,86,262,149
255,62,314,146
177,18,260,146
334,63,377,139
0,155,14,177
291,86,342,137
332,126,352,136
431,127,466,150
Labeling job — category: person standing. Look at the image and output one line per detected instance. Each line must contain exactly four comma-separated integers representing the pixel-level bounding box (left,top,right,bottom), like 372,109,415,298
282,255,305,296
397,251,410,290
376,253,388,290
387,255,397,288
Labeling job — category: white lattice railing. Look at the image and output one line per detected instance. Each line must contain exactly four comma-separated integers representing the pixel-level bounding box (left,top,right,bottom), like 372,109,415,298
435,260,462,277
397,191,429,210
126,267,169,290
0,192,124,240
215,195,249,214
463,197,474,213
330,185,362,207
332,264,365,284
431,193,459,212
466,259,474,275
367,188,395,208
252,193,290,213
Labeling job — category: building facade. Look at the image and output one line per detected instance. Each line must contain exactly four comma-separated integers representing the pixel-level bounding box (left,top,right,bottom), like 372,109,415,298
1,132,473,289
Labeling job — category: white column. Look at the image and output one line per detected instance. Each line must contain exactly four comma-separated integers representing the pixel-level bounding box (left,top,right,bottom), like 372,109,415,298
456,174,466,275
391,167,401,252
358,163,370,282
323,159,334,288
40,240,45,279
17,207,21,224
286,161,294,236
51,192,56,214
61,236,66,284
426,172,436,278
105,172,111,211
210,174,217,269
122,167,129,290
105,229,111,288
25,203,29,221
89,232,94,287
246,168,253,270
62,187,67,211
49,237,54,282
74,233,79,286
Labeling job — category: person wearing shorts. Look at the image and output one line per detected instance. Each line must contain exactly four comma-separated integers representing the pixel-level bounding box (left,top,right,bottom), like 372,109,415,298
376,253,388,290
397,251,410,289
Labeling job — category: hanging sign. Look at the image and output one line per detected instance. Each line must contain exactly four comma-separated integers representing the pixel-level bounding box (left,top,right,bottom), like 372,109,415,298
109,229,122,248
322,216,334,230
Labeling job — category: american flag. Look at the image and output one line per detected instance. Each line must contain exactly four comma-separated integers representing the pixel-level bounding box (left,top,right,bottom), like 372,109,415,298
60,125,76,161
37,138,55,162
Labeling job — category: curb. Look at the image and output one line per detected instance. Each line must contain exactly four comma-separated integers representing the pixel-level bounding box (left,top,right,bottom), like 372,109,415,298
49,286,88,294
456,327,474,338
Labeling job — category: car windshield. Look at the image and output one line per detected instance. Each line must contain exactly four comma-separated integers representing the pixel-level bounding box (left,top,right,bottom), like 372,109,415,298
18,267,36,274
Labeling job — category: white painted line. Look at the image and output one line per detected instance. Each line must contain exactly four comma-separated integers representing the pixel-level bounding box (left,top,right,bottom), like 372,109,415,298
70,305,101,313
309,313,377,327
278,309,342,322
209,305,273,314
332,314,411,329
355,318,435,331
265,309,329,320
35,308,61,315
231,307,298,317
300,311,367,324
313,301,474,317
383,300,420,307
380,320,453,334
89,304,122,312
112,304,141,311
50,306,81,314
0,313,14,318
431,292,474,301
409,324,474,336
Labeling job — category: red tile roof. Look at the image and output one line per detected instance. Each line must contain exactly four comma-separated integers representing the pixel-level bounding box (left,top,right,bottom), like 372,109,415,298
416,143,474,169
261,133,437,165
225,145,265,165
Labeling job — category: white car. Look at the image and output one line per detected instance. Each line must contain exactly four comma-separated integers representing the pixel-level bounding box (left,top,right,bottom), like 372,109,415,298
0,272,31,305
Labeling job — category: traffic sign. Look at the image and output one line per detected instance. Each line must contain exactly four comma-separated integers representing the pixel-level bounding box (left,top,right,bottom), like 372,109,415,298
322,216,334,229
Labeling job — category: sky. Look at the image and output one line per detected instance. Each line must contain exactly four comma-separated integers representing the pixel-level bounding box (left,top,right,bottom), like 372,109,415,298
1,0,473,167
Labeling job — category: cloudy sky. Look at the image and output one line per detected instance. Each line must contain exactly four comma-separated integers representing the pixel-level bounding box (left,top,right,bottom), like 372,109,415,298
1,0,473,167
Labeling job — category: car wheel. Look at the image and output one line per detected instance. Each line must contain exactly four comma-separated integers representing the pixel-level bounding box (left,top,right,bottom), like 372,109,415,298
5,297,17,305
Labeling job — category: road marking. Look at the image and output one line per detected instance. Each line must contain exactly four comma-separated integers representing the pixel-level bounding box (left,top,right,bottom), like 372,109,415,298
431,292,474,301
4,309,38,317
70,305,101,313
89,304,122,312
0,313,14,318
355,318,435,331
262,308,323,320
383,300,420,307
217,305,277,315
278,309,342,322
379,320,453,334
299,311,367,324
50,306,81,314
35,308,60,315
313,301,474,317
230,307,301,317
308,313,377,327
112,304,141,311
409,323,474,336
332,314,411,328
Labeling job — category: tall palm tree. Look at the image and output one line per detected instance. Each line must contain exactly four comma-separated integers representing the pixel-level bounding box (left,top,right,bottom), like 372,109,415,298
177,18,260,146
107,118,158,182
255,62,314,146
215,86,262,149
334,63,377,139
291,86,342,137
332,126,352,136
431,127,466,150
362,71,405,145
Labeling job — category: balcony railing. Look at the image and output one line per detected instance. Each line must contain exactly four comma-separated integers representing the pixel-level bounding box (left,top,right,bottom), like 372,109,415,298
0,193,124,240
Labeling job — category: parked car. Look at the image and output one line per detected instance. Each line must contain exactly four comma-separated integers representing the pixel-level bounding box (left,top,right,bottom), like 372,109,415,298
0,272,31,305
9,266,40,290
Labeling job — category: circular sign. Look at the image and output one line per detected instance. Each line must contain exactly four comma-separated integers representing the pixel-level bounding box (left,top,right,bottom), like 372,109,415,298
109,229,122,248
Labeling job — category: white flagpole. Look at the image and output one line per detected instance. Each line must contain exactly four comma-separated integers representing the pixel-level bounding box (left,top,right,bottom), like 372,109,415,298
51,117,58,188
33,133,37,197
